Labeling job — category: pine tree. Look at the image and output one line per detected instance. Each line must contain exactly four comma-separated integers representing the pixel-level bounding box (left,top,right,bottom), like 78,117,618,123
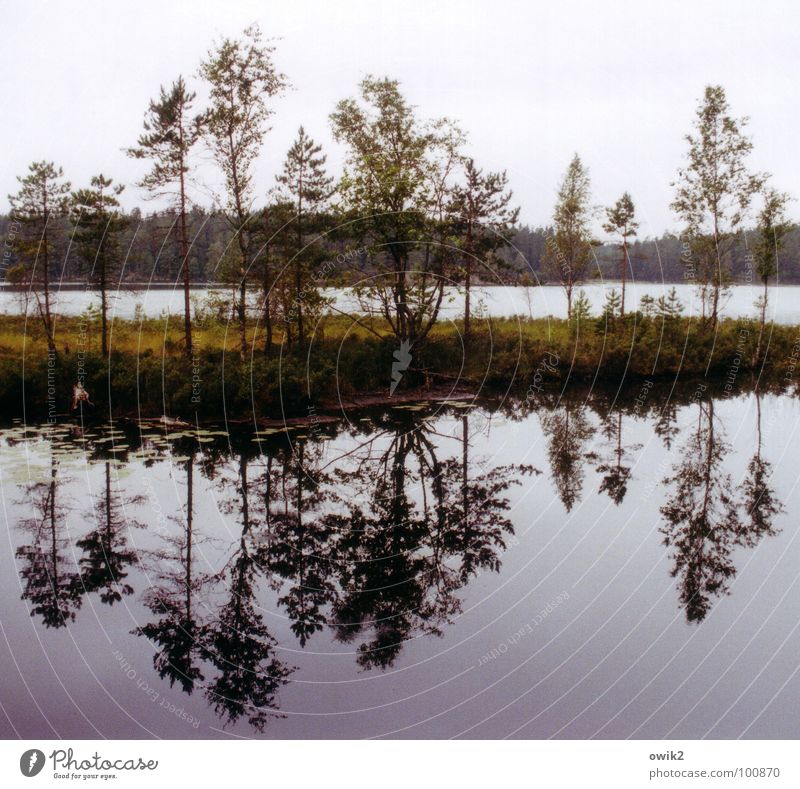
603,192,638,317
639,294,656,317
571,289,592,332
656,287,684,319
200,24,288,360
8,162,71,353
602,288,622,323
542,155,594,319
127,76,204,357
448,158,519,338
274,127,334,348
70,175,127,357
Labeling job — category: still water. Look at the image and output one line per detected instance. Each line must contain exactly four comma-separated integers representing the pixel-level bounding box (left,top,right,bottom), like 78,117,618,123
2,387,799,739
3,282,800,323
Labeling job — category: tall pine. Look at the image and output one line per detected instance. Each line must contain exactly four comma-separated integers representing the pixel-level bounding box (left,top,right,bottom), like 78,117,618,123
127,76,204,357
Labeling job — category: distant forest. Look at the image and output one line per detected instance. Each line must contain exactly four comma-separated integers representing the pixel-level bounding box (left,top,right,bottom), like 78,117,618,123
3,211,799,287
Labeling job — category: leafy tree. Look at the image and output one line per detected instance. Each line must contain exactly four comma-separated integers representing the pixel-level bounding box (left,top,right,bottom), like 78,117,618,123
542,154,594,319
447,158,519,337
127,76,205,357
8,162,71,352
671,85,764,329
603,192,638,316
331,76,464,354
70,175,127,356
273,126,334,348
752,186,792,363
200,24,288,359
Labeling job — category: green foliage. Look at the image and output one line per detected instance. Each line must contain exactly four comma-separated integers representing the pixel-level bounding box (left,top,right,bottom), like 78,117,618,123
199,23,288,357
603,192,638,315
272,126,334,348
541,154,595,318
330,76,465,345
671,85,765,327
753,187,792,285
656,287,684,319
70,174,127,355
596,288,622,333
571,289,592,331
7,161,72,350
639,294,656,317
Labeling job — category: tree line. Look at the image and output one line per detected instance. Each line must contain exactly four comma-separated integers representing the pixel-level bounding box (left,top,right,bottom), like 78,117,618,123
3,24,794,364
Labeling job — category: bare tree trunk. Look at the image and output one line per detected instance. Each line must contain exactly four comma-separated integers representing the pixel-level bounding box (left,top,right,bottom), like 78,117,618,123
100,261,108,357
42,212,56,354
566,281,573,321
179,146,193,358
620,239,627,318
464,222,473,340
262,243,273,357
185,453,193,622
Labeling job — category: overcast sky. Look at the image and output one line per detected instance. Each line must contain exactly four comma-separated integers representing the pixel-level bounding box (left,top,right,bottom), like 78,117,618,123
3,0,798,236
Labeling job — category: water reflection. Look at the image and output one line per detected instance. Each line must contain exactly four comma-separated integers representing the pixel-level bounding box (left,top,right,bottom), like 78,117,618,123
136,450,208,695
659,395,783,623
16,451,82,628
540,402,594,511
4,386,790,732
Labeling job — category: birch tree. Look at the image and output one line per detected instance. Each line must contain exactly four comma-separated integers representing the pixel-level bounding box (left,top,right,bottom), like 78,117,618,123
200,24,287,359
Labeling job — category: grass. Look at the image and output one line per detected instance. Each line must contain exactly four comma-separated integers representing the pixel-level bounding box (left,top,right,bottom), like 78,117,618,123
1,310,797,422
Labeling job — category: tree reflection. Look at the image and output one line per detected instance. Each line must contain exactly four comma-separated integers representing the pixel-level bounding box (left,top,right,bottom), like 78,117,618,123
267,441,336,647
323,415,531,669
16,450,82,628
136,451,207,694
77,460,143,604
540,403,595,511
741,390,783,541
659,397,782,623
203,449,294,731
596,410,640,505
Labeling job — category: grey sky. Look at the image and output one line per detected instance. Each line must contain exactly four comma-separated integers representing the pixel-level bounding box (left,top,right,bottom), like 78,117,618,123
3,0,798,236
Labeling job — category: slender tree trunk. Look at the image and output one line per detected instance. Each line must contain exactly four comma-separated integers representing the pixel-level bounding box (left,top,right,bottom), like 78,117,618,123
238,275,247,360
296,182,305,349
185,453,193,622
100,261,108,358
464,221,473,340
262,239,273,357
179,139,193,358
104,460,112,538
754,276,768,367
42,208,56,354
566,281,573,321
462,414,469,528
620,239,627,318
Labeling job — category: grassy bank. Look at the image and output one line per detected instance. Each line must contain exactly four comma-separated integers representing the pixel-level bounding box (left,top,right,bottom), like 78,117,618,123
1,311,797,421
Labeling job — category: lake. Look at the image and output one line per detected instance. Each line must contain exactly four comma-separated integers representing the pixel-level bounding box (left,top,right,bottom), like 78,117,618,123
2,384,798,739
3,281,800,323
